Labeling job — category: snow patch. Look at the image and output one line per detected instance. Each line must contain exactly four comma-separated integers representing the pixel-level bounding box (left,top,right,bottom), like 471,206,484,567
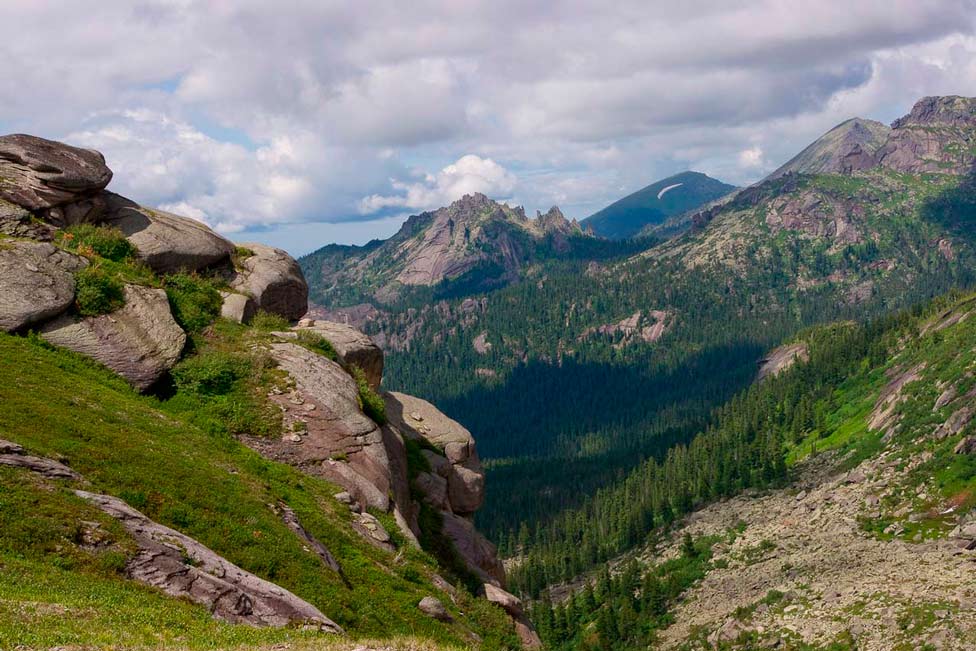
657,183,683,200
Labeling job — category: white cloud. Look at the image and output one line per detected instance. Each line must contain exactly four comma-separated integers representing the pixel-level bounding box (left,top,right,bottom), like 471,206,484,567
359,155,517,214
1,1,975,249
738,146,766,169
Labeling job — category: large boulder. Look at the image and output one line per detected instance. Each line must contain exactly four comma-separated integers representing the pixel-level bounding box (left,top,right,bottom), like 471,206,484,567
101,192,235,274
220,291,256,324
0,134,112,211
289,319,383,388
0,241,87,332
230,243,308,321
39,284,187,391
385,391,485,515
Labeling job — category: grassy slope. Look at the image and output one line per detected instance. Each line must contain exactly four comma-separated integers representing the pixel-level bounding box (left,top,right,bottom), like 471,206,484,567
0,332,517,650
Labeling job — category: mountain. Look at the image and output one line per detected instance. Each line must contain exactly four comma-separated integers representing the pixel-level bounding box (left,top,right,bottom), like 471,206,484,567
0,135,536,650
347,95,976,550
581,171,736,239
300,193,596,307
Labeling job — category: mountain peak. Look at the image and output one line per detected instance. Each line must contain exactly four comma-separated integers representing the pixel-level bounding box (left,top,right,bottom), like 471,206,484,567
892,95,976,129
582,171,735,239
766,117,890,180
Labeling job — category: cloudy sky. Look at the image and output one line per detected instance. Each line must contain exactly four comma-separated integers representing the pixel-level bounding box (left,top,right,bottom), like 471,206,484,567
2,1,976,255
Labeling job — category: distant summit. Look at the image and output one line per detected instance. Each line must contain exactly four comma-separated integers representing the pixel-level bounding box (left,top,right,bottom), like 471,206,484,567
301,193,592,306
582,171,735,240
766,118,891,180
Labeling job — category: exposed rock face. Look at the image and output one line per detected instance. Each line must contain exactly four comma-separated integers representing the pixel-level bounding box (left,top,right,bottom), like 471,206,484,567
483,584,543,649
0,241,87,332
441,511,505,586
251,342,394,512
1,198,55,239
39,284,187,391
385,391,485,515
301,192,591,306
0,134,112,211
767,118,890,180
76,490,342,631
757,343,809,381
101,192,235,274
230,243,308,321
579,309,672,348
291,319,383,388
879,96,976,175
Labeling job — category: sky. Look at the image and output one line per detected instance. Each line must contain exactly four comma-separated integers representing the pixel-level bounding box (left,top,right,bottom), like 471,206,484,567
2,1,976,256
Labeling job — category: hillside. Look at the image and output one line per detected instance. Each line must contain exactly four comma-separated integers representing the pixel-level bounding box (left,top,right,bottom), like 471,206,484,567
582,171,735,240
300,194,601,307
524,290,976,650
0,135,537,650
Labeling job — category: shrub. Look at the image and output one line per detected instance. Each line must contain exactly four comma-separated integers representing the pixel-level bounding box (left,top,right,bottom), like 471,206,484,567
251,310,290,331
170,351,249,396
234,245,255,259
351,365,386,425
74,265,125,316
165,273,223,333
60,224,136,262
295,330,339,361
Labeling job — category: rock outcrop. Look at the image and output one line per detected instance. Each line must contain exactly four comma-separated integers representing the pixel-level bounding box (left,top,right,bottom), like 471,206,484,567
230,243,308,321
0,438,82,480
385,391,485,516
40,284,187,391
766,118,890,180
0,134,112,211
3,439,342,631
101,192,235,274
220,291,257,324
0,241,87,332
757,342,809,381
484,584,543,649
248,342,395,512
77,489,342,631
879,96,976,175
288,319,383,389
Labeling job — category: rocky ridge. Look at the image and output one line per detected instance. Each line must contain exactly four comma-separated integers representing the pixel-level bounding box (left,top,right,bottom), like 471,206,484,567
0,133,307,389
0,134,535,646
301,192,588,306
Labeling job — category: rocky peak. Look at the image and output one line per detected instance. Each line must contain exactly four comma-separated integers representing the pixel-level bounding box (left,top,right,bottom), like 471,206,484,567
767,117,890,180
536,205,573,233
892,95,976,129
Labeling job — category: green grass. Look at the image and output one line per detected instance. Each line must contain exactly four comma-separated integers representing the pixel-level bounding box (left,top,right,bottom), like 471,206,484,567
352,365,387,425
73,263,126,316
0,333,517,649
296,329,340,362
57,224,136,262
165,272,224,333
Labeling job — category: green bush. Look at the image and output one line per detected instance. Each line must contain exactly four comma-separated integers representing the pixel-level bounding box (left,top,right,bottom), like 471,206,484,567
352,365,386,425
60,224,136,262
295,330,339,361
74,265,125,316
251,310,290,331
165,273,223,333
171,351,250,396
